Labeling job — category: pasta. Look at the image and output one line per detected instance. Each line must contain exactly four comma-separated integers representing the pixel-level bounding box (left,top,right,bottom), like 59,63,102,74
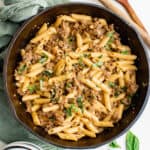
14,14,138,141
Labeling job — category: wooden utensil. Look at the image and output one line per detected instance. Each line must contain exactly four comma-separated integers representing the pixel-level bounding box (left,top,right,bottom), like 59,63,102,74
99,0,150,47
116,0,147,32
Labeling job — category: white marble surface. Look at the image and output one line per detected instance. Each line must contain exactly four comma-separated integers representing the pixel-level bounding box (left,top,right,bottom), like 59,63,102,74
1,0,150,149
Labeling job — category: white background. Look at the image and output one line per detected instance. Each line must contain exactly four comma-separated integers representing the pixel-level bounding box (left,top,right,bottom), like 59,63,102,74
0,0,149,149
70,0,150,149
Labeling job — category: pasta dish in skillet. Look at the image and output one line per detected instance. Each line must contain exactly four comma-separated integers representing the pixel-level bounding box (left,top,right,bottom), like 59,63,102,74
15,14,138,141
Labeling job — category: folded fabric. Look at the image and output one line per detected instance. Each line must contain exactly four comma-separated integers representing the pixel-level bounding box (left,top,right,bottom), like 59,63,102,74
0,0,69,50
0,0,69,150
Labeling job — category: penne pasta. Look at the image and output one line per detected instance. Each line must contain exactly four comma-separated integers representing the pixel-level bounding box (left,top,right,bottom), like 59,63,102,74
15,14,138,141
22,94,40,102
37,23,48,35
42,104,59,112
31,27,56,43
34,98,50,104
57,133,78,141
71,14,92,21
31,112,41,126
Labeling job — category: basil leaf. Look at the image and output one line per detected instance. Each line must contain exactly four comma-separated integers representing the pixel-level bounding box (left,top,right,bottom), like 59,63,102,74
126,131,139,150
18,64,27,74
109,140,121,148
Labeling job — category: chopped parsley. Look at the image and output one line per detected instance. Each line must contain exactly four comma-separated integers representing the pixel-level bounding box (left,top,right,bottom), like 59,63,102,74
105,31,115,50
98,55,103,59
68,36,75,43
83,53,91,58
28,85,37,94
120,50,129,55
18,64,27,74
65,82,72,88
109,140,121,148
78,57,85,67
107,31,115,37
43,70,53,77
121,86,127,92
65,104,78,117
108,82,116,88
114,91,120,97
93,61,103,67
39,53,48,64
77,97,84,112
127,94,134,100
49,116,55,122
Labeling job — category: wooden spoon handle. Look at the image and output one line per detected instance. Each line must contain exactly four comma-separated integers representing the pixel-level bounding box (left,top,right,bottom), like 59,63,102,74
117,0,147,32
98,0,150,48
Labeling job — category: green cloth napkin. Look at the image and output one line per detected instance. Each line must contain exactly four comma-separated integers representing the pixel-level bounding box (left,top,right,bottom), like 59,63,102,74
0,0,69,149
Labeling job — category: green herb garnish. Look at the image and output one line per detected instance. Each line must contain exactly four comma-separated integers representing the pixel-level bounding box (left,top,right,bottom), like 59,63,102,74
39,53,48,64
72,47,76,51
78,57,85,67
18,64,27,74
68,36,75,43
77,97,84,112
65,104,78,117
105,31,115,50
121,86,127,92
83,53,91,58
49,116,55,122
120,50,129,55
65,106,72,117
107,31,115,37
43,70,53,77
93,61,103,67
65,82,72,88
126,131,139,150
28,85,37,94
109,140,121,148
114,91,120,97
98,55,103,59
127,94,134,100
108,82,116,88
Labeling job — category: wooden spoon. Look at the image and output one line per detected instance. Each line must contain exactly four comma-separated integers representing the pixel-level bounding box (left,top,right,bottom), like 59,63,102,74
116,0,147,32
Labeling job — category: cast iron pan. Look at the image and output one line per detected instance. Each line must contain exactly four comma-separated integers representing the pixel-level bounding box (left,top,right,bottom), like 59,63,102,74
3,3,150,149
